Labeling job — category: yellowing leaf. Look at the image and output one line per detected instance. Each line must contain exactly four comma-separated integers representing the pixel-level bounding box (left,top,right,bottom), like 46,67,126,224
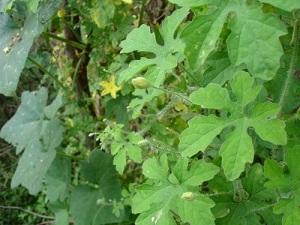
99,75,121,99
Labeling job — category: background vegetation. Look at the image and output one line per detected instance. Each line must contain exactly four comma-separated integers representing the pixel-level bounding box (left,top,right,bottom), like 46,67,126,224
0,0,299,224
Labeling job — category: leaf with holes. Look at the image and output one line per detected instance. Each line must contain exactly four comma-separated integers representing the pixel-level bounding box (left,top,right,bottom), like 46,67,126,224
179,71,287,180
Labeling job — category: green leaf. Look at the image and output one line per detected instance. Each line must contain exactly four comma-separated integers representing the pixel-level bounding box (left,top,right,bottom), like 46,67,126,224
226,0,287,80
181,159,220,186
180,115,227,157
177,197,216,225
177,0,286,79
180,71,287,180
119,6,189,85
142,154,169,181
27,0,40,13
180,0,229,70
274,197,300,225
132,155,219,225
0,88,64,194
264,145,300,225
120,25,161,54
90,0,115,29
189,83,232,109
259,0,300,11
44,95,63,119
70,149,125,225
220,125,254,180
117,7,189,117
48,202,69,225
0,0,10,12
110,132,143,174
169,0,214,6
212,164,281,225
203,52,244,86
11,139,56,195
0,88,47,153
264,159,293,191
45,158,71,202
0,0,62,96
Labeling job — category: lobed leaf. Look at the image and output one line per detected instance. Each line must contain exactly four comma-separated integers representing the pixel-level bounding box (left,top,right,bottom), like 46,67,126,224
110,132,143,174
226,0,287,80
264,145,300,225
11,139,56,195
118,7,188,85
132,156,218,224
179,71,287,180
175,0,286,80
0,88,48,153
213,164,281,225
0,88,64,194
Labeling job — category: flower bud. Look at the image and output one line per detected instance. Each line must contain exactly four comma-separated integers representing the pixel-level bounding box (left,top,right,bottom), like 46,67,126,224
181,192,196,201
132,77,153,89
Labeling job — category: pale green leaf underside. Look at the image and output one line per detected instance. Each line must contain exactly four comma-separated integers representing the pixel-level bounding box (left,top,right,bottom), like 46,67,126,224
11,139,56,195
179,71,287,180
259,0,300,11
0,0,62,96
0,88,64,194
0,88,47,153
45,158,71,202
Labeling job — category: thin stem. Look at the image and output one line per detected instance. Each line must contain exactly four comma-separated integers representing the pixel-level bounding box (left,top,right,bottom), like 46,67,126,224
153,86,192,105
72,56,83,91
278,13,300,111
56,152,84,161
0,205,54,220
43,32,86,50
178,63,202,87
27,56,66,90
138,98,177,136
138,0,147,27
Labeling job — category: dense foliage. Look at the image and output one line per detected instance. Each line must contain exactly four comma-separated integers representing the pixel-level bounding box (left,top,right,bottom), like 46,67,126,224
0,0,299,224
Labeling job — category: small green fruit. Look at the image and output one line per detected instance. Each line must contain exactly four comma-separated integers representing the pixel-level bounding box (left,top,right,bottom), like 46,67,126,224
137,139,149,147
132,77,153,89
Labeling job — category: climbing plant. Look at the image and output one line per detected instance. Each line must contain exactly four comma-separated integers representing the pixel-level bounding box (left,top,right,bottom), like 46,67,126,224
0,0,299,224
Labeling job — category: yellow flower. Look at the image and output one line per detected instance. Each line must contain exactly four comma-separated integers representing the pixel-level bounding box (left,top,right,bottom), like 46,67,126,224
99,75,121,99
57,9,66,18
122,0,132,4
